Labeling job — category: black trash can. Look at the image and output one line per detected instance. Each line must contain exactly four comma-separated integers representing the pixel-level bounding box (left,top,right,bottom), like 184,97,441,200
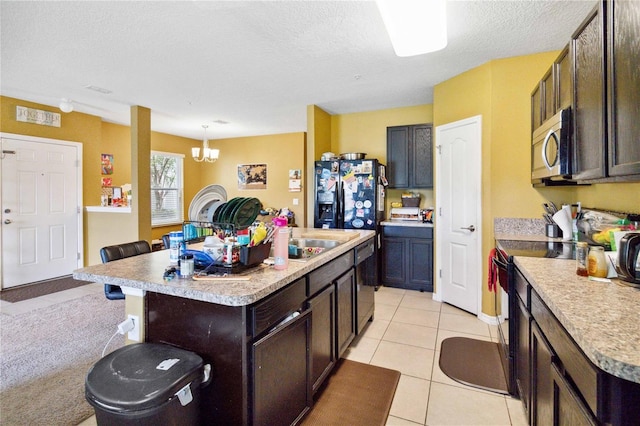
85,343,210,425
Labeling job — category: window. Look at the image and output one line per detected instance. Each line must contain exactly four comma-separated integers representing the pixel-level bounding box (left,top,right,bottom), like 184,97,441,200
151,151,184,226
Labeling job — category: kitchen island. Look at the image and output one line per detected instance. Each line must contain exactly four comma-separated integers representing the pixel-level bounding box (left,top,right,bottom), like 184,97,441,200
74,228,375,426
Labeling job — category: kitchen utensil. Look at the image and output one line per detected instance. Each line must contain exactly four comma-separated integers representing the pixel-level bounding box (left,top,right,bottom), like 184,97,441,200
339,152,366,160
548,201,558,213
616,232,640,284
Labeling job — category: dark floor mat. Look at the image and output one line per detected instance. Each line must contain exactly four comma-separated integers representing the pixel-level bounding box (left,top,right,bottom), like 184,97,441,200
0,275,92,303
439,336,509,394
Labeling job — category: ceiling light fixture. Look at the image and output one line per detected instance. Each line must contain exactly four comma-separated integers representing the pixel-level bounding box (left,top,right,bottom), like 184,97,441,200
192,125,219,163
59,98,74,113
375,0,447,57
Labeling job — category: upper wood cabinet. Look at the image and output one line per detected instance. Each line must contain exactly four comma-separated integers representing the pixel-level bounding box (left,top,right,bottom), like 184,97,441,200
607,0,640,177
556,45,573,111
531,44,571,132
387,124,433,189
572,3,607,181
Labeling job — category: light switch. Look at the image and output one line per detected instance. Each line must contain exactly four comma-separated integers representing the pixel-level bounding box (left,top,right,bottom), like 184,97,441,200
293,198,299,205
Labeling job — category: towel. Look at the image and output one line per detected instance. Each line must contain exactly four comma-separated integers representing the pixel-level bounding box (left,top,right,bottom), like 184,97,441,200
488,248,508,293
488,248,498,292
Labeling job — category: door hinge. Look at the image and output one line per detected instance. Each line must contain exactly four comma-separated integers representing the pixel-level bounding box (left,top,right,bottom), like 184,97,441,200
77,252,81,260
439,207,442,216
436,145,442,154
439,269,442,278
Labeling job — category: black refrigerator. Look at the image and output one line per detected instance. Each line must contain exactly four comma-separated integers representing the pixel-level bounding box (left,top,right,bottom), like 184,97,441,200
313,159,386,326
313,159,386,230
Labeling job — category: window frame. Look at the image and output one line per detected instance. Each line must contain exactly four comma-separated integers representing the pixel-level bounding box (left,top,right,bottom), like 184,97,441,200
150,150,184,227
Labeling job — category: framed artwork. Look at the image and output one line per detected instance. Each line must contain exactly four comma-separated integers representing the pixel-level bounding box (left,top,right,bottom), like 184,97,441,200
101,154,113,175
112,187,123,199
238,164,267,190
289,169,302,192
101,177,112,187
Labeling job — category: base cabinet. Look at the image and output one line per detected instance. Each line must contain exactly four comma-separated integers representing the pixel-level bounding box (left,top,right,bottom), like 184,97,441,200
308,285,336,394
252,310,312,426
382,225,433,291
336,269,356,357
515,266,640,426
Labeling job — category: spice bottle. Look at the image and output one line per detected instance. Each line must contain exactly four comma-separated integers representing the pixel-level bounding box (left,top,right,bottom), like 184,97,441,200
272,217,289,270
179,253,194,277
576,242,588,276
587,246,608,278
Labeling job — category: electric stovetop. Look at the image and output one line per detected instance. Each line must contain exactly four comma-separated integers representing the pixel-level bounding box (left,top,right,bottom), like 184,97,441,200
497,240,575,259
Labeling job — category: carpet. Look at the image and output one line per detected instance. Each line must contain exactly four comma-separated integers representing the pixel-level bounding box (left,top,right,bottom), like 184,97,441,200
439,336,509,394
0,275,93,303
0,292,125,425
301,358,401,426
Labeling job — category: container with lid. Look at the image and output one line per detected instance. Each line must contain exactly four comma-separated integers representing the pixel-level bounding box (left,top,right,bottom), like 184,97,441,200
85,343,210,425
588,246,608,278
576,242,588,276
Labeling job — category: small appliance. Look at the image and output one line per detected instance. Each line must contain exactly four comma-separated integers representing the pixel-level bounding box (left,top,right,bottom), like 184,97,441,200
616,232,640,284
389,207,420,221
531,108,573,184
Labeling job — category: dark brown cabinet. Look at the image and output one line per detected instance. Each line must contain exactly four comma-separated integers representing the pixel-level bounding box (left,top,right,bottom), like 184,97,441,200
252,310,312,426
607,0,640,177
530,321,554,426
387,124,433,188
308,285,336,394
511,271,640,426
572,3,607,181
382,225,433,292
336,269,356,357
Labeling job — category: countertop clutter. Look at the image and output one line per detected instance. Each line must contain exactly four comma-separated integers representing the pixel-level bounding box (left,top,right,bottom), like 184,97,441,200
73,228,374,307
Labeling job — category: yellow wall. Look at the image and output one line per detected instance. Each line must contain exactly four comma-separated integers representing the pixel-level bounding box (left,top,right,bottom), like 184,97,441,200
434,51,640,315
329,105,436,209
198,132,307,227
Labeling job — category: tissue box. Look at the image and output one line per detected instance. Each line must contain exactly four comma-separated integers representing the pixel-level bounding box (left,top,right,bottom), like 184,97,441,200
401,197,420,207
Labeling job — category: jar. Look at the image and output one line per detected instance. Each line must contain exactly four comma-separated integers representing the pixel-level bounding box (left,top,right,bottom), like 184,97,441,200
179,253,194,277
576,242,588,276
587,246,608,278
169,231,183,265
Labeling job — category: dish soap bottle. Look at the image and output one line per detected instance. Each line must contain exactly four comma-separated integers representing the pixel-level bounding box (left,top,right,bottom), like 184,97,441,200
272,217,289,270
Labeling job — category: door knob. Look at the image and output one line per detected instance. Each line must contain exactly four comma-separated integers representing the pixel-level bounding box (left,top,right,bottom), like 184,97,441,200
4,219,12,224
460,225,475,232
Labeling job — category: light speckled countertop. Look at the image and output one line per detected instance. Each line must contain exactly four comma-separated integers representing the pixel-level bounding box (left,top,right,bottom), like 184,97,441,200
73,229,374,307
514,256,640,384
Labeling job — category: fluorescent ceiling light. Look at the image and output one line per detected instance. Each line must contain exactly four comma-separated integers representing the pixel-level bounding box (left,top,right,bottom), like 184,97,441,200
375,0,448,57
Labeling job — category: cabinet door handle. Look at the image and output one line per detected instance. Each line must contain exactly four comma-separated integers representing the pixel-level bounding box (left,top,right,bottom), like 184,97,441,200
460,225,475,232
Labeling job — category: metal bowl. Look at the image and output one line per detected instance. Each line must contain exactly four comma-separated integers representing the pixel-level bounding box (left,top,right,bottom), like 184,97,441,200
340,152,366,160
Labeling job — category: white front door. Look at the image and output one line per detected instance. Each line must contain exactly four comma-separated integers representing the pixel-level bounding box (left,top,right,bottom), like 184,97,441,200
435,116,482,315
1,134,83,288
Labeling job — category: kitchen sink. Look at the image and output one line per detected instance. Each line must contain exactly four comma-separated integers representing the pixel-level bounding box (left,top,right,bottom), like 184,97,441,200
288,238,343,261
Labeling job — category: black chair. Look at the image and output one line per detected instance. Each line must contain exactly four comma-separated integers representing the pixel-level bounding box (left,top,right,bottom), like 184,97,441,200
99,240,151,300
161,234,170,250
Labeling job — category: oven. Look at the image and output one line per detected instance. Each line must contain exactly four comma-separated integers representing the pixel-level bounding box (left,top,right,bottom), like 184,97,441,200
492,248,516,396
492,239,575,397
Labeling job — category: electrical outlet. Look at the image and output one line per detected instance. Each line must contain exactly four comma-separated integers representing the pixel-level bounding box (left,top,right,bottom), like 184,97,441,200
127,314,140,342
293,198,299,205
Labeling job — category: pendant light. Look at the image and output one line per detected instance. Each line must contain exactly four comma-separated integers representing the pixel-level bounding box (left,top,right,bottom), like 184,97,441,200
192,125,219,163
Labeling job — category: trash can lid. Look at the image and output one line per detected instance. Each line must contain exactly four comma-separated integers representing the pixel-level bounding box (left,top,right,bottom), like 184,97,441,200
85,343,204,412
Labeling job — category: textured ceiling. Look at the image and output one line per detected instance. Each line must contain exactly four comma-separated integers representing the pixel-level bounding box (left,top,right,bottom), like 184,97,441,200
0,0,597,140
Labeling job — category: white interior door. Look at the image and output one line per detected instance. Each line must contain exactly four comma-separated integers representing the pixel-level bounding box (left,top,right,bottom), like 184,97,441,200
1,135,83,288
435,116,482,315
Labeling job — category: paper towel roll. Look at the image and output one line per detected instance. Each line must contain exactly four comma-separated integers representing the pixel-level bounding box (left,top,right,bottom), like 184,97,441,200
553,205,573,241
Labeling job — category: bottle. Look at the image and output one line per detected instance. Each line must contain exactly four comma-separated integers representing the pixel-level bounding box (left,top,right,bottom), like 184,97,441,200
587,246,608,278
576,242,588,276
272,217,289,270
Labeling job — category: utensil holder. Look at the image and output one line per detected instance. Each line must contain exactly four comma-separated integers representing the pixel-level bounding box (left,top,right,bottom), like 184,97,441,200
546,223,561,238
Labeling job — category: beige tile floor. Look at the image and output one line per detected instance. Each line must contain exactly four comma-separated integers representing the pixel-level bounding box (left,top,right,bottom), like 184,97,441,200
1,284,528,426
343,286,529,426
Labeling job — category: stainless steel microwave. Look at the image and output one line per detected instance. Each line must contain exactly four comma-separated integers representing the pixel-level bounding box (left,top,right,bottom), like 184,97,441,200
531,108,572,184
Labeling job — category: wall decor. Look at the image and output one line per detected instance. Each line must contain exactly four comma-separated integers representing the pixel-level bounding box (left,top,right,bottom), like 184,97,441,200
238,163,267,190
289,169,302,192
101,153,113,175
101,177,112,187
15,106,61,127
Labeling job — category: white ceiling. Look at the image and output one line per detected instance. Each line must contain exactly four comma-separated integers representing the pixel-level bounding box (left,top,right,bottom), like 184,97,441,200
1,0,597,141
